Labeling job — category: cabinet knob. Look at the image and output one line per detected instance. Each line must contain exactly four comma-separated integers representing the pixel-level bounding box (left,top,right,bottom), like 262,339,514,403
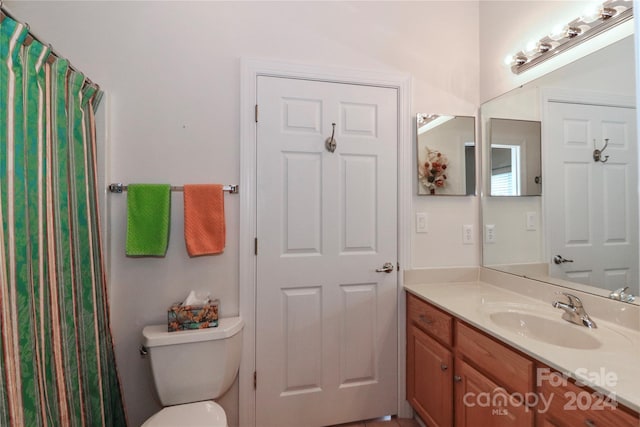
585,421,596,427
454,375,462,382
440,364,448,371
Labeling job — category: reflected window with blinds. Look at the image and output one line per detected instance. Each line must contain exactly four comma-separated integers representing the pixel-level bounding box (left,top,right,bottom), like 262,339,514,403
491,145,521,196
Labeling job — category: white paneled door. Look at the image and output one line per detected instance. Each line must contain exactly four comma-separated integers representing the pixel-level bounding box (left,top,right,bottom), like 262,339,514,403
255,76,398,427
545,101,637,292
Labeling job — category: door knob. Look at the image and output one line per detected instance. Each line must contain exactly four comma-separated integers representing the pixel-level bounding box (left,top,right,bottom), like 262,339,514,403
553,255,574,265
375,262,395,273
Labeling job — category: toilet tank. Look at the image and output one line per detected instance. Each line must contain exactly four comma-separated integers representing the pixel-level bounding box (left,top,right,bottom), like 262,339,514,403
143,317,244,406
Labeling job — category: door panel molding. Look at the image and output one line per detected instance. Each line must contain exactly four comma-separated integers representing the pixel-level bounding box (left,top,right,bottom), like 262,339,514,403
240,58,411,427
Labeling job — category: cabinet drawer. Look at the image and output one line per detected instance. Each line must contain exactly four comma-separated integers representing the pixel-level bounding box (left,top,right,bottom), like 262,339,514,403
407,293,452,346
456,322,533,396
537,370,639,427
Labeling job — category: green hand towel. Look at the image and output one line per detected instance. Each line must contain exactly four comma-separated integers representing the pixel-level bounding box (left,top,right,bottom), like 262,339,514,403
126,184,171,256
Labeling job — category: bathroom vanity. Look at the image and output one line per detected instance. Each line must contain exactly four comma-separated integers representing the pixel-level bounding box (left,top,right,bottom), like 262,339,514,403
405,271,640,427
407,293,534,426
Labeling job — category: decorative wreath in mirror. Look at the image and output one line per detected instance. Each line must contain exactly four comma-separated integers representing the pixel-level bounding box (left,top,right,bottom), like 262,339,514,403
419,147,448,194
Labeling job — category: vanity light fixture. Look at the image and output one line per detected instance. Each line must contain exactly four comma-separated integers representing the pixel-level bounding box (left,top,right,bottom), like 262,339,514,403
506,0,633,74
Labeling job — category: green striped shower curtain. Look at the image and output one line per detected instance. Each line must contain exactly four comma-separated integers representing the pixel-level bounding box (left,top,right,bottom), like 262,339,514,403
0,16,126,426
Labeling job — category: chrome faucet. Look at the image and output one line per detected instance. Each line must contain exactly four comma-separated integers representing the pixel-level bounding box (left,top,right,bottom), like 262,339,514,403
609,286,635,303
552,293,597,329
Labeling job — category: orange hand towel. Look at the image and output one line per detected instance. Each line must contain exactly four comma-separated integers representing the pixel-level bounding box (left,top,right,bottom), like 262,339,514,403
183,184,225,256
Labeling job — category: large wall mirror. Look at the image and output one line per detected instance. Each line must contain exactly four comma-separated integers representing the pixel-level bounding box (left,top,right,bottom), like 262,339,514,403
481,34,638,303
416,114,476,196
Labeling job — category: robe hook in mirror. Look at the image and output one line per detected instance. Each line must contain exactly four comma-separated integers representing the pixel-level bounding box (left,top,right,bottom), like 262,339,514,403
325,123,337,153
593,138,609,163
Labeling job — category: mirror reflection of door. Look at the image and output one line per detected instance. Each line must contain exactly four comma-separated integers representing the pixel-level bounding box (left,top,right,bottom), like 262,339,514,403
489,118,541,197
479,35,637,298
545,99,638,293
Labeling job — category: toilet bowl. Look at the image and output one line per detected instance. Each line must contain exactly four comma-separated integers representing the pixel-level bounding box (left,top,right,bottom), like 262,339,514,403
141,317,244,426
142,401,226,427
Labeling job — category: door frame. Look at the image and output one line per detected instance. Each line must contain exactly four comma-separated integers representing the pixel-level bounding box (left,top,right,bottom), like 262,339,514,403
239,58,412,427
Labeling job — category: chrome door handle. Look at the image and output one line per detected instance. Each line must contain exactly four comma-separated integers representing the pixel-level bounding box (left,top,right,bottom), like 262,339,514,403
376,262,394,273
553,255,574,264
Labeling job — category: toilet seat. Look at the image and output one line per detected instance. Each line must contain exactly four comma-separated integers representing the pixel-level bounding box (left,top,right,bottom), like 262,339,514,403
142,400,227,427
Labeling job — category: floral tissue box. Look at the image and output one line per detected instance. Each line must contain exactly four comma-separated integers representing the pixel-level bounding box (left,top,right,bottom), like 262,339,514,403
167,299,219,332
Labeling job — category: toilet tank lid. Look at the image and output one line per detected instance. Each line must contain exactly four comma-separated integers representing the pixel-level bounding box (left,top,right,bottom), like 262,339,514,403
143,316,244,347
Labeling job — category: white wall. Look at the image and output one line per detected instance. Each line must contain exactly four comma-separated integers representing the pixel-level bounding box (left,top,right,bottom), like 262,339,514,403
4,2,480,425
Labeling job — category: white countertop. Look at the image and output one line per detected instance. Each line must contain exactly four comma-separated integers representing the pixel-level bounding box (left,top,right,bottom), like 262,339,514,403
404,280,640,413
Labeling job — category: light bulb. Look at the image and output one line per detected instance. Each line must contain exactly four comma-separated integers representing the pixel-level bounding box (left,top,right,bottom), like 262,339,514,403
581,4,602,23
504,55,514,66
549,24,566,41
524,40,538,56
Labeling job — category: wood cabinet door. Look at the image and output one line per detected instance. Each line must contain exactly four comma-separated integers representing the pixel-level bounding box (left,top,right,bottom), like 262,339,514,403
536,370,640,427
454,359,534,427
407,324,453,427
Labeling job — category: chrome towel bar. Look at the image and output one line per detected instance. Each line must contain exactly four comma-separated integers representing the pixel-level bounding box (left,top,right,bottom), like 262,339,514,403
108,183,238,194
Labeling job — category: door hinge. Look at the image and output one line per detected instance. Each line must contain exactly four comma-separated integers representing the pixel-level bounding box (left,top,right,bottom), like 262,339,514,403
255,104,258,123
397,262,400,271
253,371,257,389
254,237,258,255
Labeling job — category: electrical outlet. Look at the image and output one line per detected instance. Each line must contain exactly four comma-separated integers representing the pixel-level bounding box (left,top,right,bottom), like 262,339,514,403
462,224,474,244
485,224,496,243
416,212,428,233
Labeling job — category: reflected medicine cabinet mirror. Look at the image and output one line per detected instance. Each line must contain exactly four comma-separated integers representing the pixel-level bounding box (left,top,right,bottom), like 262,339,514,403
489,118,542,197
416,114,476,196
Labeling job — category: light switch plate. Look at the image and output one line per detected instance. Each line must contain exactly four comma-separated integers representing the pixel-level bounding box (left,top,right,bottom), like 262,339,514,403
416,212,428,233
526,211,537,231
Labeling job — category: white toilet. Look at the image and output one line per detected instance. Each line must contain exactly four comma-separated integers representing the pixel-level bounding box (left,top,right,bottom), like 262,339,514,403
141,317,244,427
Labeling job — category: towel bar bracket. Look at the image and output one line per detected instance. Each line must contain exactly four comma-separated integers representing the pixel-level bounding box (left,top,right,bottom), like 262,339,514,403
109,183,125,193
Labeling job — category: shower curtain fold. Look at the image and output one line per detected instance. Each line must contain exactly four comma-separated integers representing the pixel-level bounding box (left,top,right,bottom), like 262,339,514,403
0,15,126,427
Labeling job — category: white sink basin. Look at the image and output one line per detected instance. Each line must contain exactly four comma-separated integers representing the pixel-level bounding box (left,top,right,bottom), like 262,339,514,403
488,311,602,350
